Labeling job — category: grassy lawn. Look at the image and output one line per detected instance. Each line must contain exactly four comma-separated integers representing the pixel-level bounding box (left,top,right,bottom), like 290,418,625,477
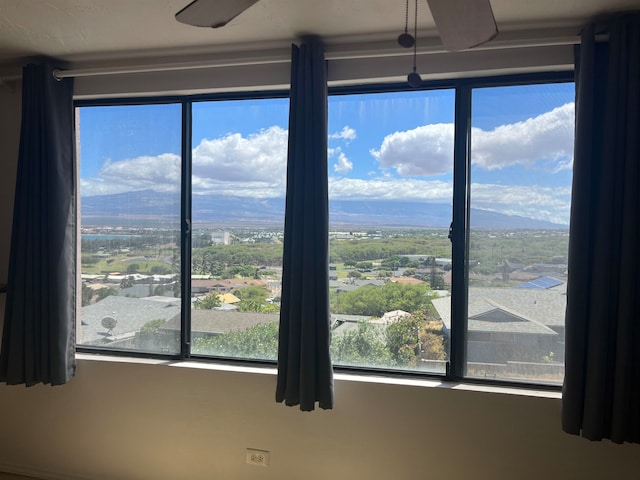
81,254,173,275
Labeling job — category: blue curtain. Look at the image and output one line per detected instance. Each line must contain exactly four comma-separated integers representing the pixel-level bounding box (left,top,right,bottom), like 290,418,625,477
0,63,76,386
276,38,334,411
563,13,640,443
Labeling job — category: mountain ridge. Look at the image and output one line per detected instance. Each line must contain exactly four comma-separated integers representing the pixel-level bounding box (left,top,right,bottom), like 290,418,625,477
81,190,567,229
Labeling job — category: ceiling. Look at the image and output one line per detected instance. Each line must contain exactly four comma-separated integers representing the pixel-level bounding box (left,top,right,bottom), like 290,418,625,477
1,0,639,67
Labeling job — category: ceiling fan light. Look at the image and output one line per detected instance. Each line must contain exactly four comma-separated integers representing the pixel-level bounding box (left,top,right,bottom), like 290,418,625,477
175,0,260,28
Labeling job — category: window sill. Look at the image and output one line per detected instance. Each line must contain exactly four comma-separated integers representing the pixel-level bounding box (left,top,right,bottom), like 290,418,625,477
75,353,562,400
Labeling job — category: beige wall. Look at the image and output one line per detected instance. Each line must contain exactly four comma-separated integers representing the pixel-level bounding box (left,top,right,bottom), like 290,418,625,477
0,359,638,480
0,81,638,480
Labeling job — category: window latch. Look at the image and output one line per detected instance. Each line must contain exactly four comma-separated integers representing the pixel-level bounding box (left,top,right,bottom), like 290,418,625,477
184,218,191,235
448,221,454,242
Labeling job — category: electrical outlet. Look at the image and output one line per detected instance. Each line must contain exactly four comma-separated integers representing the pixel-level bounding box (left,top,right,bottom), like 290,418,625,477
246,448,269,467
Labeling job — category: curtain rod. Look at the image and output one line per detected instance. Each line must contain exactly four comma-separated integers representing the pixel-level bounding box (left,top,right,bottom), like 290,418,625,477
2,29,590,83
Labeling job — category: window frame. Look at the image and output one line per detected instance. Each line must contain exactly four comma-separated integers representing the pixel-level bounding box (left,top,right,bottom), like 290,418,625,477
75,70,574,391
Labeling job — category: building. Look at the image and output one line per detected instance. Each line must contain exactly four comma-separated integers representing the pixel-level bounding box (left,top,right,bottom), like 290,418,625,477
81,295,181,344
433,286,566,380
211,231,231,245
0,2,639,479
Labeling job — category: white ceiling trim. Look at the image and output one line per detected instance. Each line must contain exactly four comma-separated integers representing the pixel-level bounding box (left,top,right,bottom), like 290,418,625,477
0,27,579,95
58,26,581,81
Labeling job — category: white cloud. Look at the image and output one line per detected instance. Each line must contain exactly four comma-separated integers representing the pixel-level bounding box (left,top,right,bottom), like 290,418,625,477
79,107,573,225
370,123,454,176
370,103,574,176
333,152,353,173
81,153,181,196
82,126,288,198
472,103,574,170
329,177,453,202
330,126,357,143
328,177,571,225
192,126,288,194
470,182,572,225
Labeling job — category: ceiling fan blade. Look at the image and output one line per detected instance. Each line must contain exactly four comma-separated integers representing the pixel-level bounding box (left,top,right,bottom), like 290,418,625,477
175,0,259,28
427,0,498,51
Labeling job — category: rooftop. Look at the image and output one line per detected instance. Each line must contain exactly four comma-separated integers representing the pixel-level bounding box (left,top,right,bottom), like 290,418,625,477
432,286,566,334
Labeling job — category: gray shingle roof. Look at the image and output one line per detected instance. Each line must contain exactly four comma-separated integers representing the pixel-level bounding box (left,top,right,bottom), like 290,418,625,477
432,286,566,335
80,295,181,344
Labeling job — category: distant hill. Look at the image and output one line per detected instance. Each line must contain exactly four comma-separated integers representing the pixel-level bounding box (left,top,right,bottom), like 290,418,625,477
81,190,567,229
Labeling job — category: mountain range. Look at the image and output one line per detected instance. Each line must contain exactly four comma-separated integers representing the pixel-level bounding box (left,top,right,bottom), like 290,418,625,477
81,190,567,229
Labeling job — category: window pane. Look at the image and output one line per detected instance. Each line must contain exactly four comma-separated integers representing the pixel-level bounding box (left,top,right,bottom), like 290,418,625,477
328,89,455,373
190,98,289,360
462,83,574,384
77,103,182,354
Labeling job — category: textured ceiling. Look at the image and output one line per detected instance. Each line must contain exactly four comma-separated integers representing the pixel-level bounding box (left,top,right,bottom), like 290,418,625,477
0,0,639,65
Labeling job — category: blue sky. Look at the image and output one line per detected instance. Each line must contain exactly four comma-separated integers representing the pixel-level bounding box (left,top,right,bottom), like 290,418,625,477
79,82,574,225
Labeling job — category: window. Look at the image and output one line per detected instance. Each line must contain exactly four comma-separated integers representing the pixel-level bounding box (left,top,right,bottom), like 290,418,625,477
328,88,455,374
77,95,289,360
189,98,289,360
77,103,183,354
76,74,574,387
465,82,573,383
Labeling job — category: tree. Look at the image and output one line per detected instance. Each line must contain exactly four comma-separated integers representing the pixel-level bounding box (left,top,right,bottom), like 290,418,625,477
120,275,135,289
192,322,279,359
331,322,391,366
380,256,401,271
420,330,446,361
427,257,445,290
140,318,166,333
234,285,275,313
385,310,447,366
150,265,171,275
335,282,434,317
501,260,511,282
233,285,270,304
385,315,422,367
193,293,222,309
355,261,373,271
81,283,93,306
95,287,117,302
331,314,446,368
413,310,447,361
172,276,181,298
127,263,140,274
347,270,362,280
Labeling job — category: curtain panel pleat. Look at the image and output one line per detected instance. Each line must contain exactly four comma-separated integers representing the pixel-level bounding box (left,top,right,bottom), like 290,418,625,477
0,63,76,386
563,13,640,443
276,38,334,411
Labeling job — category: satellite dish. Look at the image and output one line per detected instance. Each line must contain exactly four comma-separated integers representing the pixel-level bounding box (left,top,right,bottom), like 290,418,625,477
101,316,117,333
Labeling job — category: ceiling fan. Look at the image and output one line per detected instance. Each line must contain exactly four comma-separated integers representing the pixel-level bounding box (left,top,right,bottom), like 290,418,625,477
175,0,498,52
175,0,259,29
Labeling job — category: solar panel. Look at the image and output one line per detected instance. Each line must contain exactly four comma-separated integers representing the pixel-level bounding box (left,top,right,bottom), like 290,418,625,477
516,276,563,289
